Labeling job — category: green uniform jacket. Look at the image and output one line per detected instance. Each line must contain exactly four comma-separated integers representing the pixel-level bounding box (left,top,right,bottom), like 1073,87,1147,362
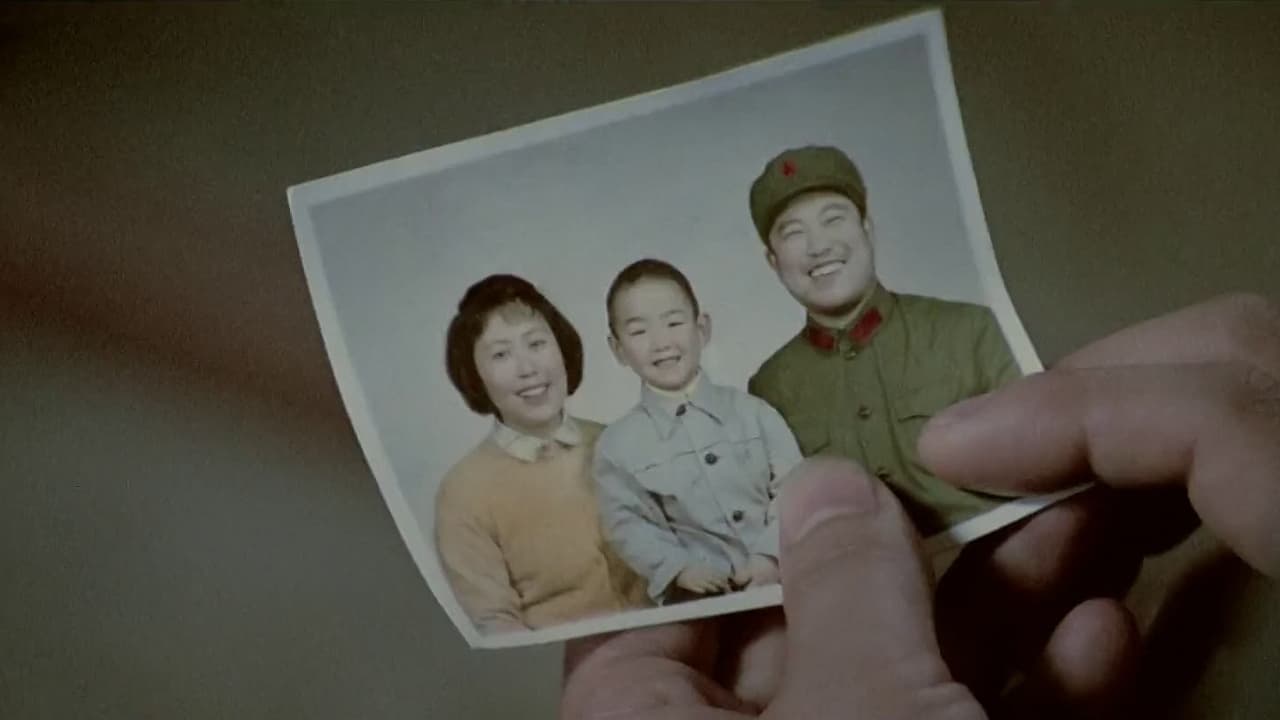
748,283,1022,537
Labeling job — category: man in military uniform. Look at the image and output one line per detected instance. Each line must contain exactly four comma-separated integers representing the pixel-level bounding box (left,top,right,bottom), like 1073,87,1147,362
746,145,1021,537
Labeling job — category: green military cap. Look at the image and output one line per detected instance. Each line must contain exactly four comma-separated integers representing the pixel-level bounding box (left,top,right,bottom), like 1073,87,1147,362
748,145,868,242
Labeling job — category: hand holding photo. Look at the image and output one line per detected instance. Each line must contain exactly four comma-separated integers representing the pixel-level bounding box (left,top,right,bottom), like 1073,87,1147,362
287,9,1078,648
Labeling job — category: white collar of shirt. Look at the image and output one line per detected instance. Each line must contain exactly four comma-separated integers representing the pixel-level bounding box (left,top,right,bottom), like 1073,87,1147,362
490,414,582,463
645,372,703,416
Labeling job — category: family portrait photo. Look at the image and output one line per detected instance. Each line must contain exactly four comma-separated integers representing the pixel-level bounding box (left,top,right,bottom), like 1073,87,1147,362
287,9,1076,649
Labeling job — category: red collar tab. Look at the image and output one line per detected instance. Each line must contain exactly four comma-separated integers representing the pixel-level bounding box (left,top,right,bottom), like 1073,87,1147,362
851,307,883,345
804,307,884,352
803,324,838,351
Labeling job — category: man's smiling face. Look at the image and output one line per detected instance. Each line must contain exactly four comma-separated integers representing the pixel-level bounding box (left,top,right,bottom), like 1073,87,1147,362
766,190,875,320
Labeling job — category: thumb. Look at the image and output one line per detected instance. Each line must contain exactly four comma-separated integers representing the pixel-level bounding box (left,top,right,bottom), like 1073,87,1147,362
770,458,985,719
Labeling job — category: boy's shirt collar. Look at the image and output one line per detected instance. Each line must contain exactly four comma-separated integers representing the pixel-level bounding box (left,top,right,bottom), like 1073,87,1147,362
489,414,582,463
645,372,702,413
640,371,731,439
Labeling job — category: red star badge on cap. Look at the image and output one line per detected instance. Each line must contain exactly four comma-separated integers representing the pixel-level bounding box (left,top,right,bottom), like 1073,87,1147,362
781,159,796,177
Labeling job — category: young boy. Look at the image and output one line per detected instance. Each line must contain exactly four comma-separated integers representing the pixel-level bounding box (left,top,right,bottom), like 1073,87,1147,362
593,258,804,605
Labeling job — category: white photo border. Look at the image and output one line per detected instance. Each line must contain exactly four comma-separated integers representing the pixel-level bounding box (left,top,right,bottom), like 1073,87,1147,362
288,8,1077,650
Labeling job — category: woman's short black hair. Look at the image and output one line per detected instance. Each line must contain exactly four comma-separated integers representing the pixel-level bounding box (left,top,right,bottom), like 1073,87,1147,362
445,274,584,416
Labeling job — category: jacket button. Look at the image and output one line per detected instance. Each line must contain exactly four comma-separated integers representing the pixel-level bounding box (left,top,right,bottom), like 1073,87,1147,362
731,510,745,522
857,405,872,419
675,404,687,417
704,452,718,465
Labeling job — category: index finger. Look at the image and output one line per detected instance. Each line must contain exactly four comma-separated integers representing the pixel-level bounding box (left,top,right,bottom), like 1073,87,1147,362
918,364,1280,575
1056,293,1280,371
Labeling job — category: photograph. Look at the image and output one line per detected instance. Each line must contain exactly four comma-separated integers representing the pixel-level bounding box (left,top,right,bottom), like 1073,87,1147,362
287,9,1083,649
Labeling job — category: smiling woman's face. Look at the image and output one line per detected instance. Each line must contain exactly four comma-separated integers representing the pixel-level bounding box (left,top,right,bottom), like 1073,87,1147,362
767,190,875,320
473,303,568,437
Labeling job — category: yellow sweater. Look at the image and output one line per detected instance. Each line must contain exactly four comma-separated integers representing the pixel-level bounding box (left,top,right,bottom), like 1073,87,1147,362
434,419,649,634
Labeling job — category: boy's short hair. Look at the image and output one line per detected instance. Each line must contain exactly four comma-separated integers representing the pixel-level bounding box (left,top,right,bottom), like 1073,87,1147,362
445,274,584,416
606,259,701,335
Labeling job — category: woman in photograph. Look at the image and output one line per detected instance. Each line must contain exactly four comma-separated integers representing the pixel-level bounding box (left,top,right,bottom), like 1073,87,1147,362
435,274,649,635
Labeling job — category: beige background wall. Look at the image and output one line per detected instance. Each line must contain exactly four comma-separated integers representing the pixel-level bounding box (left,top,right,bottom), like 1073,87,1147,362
2,4,1277,718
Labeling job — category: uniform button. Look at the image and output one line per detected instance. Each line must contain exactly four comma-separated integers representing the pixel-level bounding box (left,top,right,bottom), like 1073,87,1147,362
704,452,718,465
675,404,686,417
874,466,892,482
731,510,745,523
857,405,872,419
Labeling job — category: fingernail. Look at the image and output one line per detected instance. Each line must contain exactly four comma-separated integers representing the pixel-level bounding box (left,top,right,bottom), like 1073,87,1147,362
787,464,879,542
927,392,993,430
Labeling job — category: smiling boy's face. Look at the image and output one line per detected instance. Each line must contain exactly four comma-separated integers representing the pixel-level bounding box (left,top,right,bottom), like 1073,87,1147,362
608,277,709,392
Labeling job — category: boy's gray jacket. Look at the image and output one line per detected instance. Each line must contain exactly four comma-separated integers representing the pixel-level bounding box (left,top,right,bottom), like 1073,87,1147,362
593,377,802,603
